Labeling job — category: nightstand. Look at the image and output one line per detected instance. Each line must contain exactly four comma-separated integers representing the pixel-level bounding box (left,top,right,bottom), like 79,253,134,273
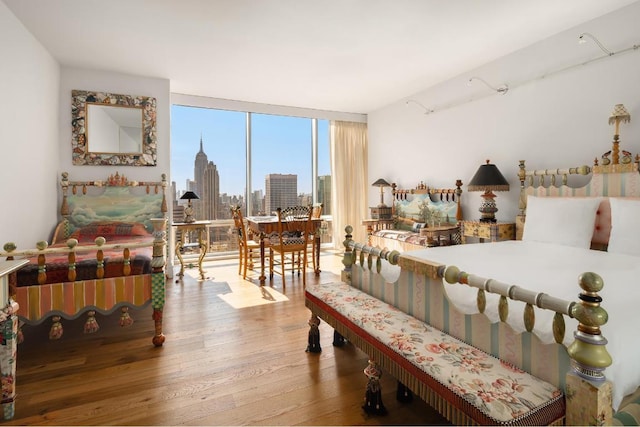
369,206,392,220
174,220,211,281
460,221,515,243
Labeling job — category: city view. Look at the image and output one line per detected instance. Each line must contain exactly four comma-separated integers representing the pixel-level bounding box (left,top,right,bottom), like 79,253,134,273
170,105,333,252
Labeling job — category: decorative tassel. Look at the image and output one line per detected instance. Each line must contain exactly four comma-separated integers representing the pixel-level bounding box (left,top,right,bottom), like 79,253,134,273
362,360,387,415
332,330,346,347
119,307,134,327
83,311,100,334
306,314,322,353
16,321,24,345
49,316,63,340
396,381,413,403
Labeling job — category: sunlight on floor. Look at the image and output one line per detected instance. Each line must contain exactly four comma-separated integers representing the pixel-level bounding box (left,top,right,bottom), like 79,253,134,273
216,280,289,309
180,262,291,309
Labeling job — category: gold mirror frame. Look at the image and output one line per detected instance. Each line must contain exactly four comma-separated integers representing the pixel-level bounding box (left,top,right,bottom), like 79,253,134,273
71,90,157,166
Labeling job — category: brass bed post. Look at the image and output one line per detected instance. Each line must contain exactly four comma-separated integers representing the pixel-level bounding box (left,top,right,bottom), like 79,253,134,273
565,272,613,426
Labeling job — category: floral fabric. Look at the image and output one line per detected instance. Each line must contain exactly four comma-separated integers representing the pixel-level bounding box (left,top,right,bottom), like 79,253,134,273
307,281,563,424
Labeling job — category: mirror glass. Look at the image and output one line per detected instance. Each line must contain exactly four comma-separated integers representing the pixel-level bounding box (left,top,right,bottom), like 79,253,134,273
71,90,157,166
87,104,143,153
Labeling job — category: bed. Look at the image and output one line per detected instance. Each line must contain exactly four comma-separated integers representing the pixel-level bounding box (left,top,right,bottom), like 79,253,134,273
368,180,463,252
1,171,168,347
343,140,640,424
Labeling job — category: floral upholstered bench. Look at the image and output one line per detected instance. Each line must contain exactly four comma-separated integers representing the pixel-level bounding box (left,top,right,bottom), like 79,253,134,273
305,281,566,426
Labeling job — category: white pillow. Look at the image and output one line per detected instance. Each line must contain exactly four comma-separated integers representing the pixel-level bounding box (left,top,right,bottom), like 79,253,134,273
522,196,601,249
608,197,640,256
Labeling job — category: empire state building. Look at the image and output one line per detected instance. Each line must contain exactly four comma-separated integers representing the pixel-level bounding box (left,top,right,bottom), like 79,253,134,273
193,136,220,220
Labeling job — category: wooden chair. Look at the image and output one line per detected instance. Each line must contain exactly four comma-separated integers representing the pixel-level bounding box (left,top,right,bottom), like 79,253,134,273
231,205,264,280
269,205,313,288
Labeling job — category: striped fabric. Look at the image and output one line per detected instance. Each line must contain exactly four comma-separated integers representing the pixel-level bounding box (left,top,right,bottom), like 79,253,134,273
614,391,640,425
16,275,152,324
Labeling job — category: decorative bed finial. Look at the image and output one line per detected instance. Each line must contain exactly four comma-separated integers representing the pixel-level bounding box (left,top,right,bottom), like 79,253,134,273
107,172,128,186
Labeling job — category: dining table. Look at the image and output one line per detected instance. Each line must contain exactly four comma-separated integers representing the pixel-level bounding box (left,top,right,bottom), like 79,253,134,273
246,215,323,285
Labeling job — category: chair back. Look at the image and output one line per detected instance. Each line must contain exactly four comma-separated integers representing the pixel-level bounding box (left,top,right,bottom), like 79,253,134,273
274,205,313,248
231,205,249,247
311,203,323,219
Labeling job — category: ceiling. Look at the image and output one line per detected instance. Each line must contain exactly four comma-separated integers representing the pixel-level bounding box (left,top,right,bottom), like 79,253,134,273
4,0,638,114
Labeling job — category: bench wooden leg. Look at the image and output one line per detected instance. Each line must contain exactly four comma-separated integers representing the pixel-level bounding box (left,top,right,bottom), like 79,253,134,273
332,330,346,347
363,360,387,415
396,381,413,403
306,314,322,353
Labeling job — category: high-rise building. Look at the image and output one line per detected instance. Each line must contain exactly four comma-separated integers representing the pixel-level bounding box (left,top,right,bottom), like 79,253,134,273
317,175,332,215
250,189,263,215
265,174,297,214
192,136,221,220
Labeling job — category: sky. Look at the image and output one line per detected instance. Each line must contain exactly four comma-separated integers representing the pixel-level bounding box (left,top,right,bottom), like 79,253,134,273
170,105,330,197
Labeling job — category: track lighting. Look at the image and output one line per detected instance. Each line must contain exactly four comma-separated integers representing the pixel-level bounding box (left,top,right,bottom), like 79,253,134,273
405,99,433,114
467,77,509,95
578,32,613,56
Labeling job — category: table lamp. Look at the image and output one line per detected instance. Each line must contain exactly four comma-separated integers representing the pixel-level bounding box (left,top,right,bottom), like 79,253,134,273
372,178,391,207
467,160,509,222
180,191,199,223
607,103,631,165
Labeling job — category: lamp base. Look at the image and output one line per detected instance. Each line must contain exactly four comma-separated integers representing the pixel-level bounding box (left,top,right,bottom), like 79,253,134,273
183,204,196,223
478,190,498,223
479,217,497,223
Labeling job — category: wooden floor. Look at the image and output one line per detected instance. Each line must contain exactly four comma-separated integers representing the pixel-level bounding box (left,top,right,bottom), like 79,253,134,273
7,252,450,426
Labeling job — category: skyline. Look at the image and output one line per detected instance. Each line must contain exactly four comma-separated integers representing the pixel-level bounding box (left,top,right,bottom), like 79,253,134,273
170,105,330,197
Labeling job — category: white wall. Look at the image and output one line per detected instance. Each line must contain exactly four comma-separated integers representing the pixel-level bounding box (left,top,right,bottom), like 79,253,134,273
0,1,59,249
368,2,640,223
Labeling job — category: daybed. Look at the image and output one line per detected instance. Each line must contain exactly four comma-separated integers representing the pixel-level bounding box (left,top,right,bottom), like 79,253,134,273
367,180,463,252
305,140,640,425
1,171,168,346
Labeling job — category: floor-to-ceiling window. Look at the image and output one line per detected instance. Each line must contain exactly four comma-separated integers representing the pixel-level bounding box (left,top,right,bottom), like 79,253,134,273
171,104,332,258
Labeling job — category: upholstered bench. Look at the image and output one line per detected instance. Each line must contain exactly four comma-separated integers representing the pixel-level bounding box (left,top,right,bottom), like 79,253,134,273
305,281,566,426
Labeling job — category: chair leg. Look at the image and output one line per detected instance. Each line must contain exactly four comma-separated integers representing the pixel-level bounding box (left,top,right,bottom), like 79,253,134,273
302,250,307,287
242,247,249,279
280,251,286,288
312,241,317,272
269,249,274,279
238,247,243,276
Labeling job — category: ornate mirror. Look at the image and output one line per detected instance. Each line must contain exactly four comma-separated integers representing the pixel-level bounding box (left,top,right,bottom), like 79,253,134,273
71,90,157,166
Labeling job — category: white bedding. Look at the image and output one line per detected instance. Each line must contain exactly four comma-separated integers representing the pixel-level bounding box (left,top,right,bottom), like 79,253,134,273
407,240,640,411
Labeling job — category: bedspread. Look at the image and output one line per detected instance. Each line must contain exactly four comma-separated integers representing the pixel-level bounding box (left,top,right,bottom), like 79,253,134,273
15,234,153,287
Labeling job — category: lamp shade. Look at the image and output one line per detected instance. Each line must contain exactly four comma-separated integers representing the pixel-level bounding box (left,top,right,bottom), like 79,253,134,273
609,104,631,125
372,178,391,187
180,191,200,200
467,160,509,192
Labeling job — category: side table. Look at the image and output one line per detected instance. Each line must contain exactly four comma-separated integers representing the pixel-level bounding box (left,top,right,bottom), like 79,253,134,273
419,224,460,246
460,221,515,243
0,259,29,420
174,220,211,281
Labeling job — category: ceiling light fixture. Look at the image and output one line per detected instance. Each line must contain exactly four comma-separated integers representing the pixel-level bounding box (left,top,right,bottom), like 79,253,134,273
468,77,509,95
405,99,434,114
578,32,613,56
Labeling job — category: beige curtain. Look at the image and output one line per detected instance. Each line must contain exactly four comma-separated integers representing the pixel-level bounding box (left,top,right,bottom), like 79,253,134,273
330,120,368,249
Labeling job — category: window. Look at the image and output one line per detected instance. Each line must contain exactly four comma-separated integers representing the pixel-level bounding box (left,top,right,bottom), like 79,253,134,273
171,104,332,257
